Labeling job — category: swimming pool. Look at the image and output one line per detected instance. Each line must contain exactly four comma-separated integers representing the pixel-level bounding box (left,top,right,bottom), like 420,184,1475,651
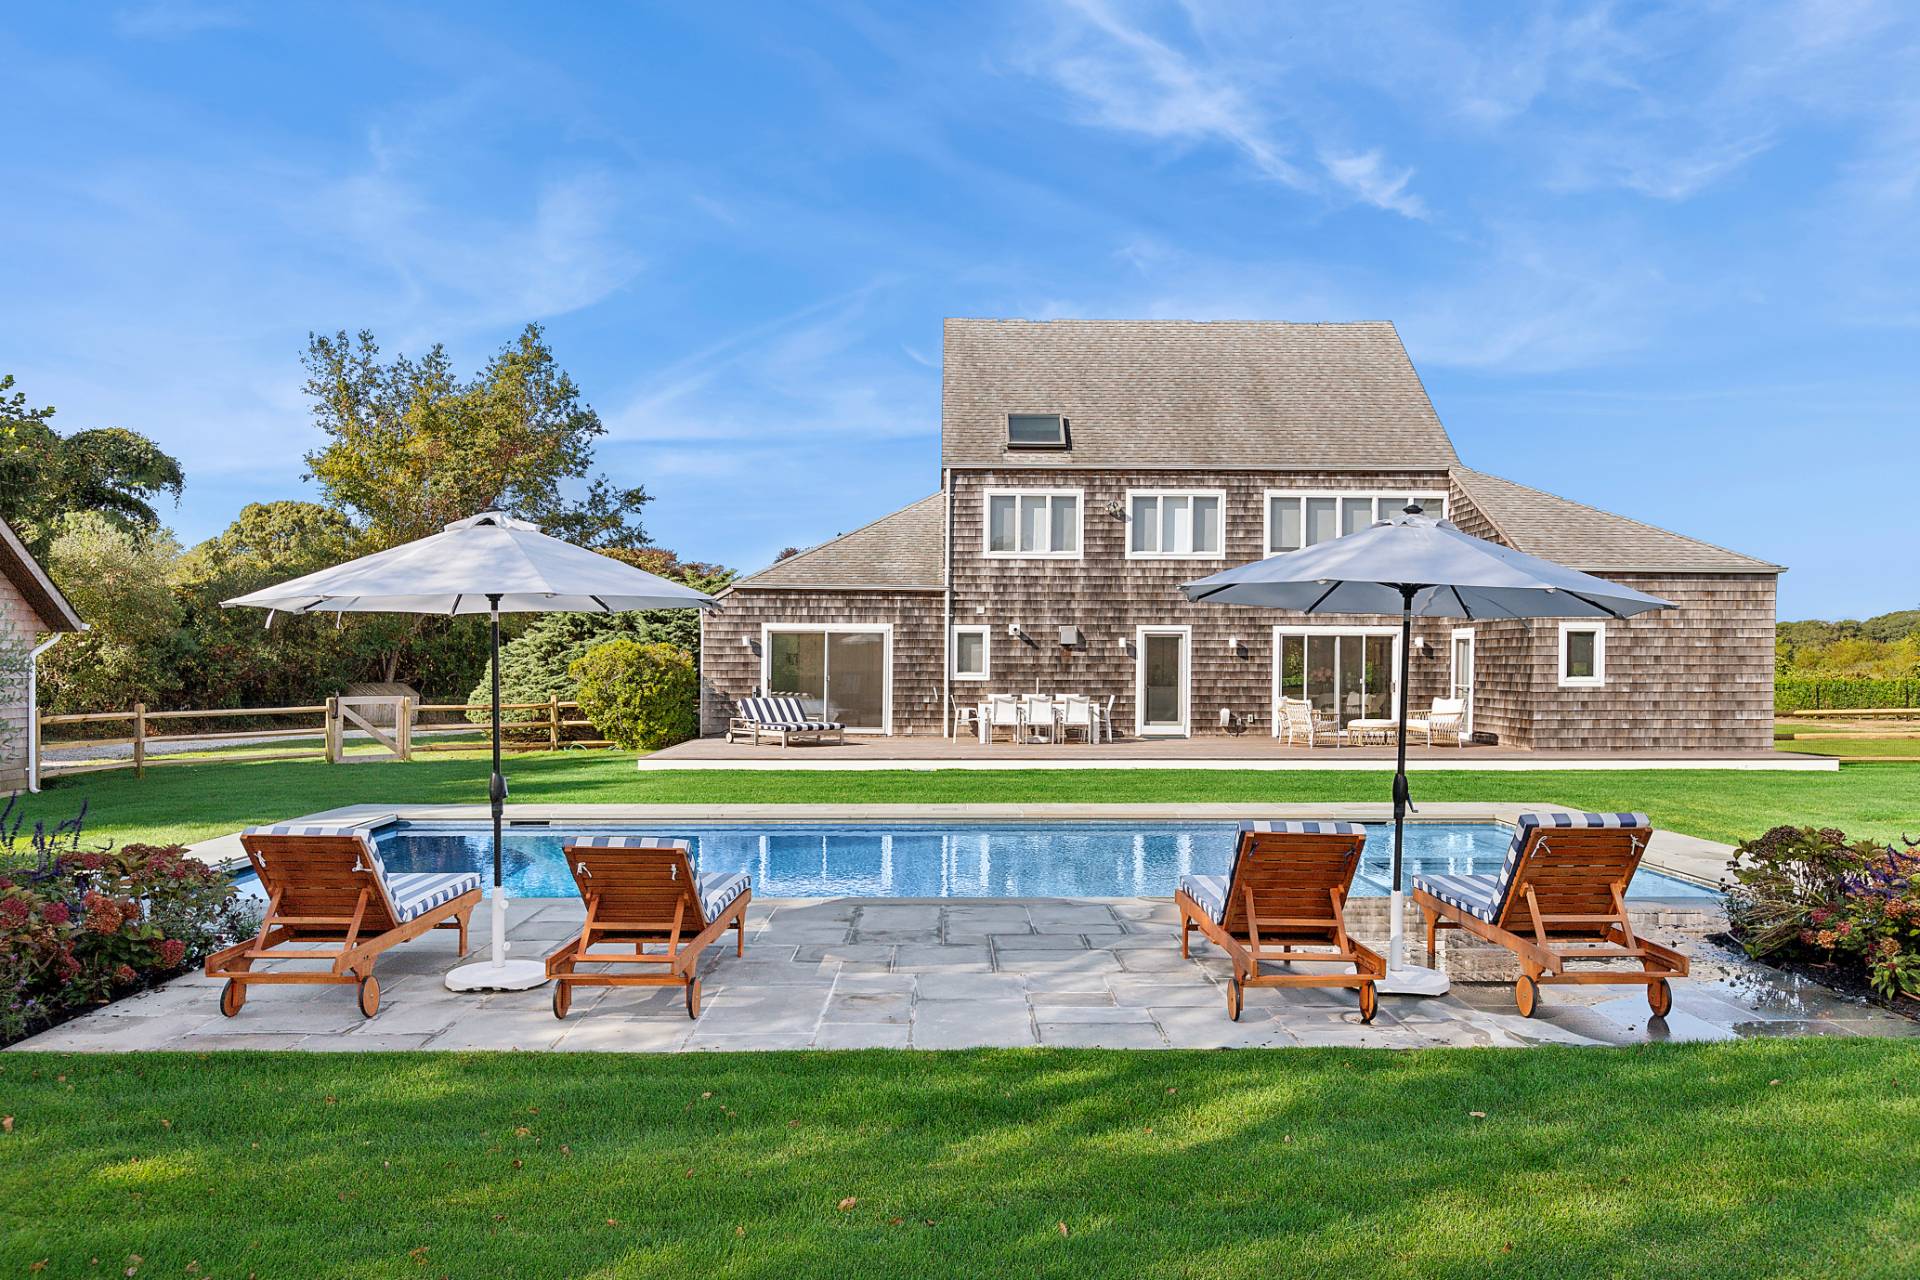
309,820,1715,901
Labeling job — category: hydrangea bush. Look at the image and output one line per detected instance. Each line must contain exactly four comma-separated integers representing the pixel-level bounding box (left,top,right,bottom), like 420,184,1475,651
1727,825,1920,1000
0,796,256,1043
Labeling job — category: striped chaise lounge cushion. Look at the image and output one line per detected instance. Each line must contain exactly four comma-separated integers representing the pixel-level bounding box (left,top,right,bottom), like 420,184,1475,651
243,824,481,923
1178,820,1367,925
566,834,750,921
1411,811,1650,923
736,696,844,732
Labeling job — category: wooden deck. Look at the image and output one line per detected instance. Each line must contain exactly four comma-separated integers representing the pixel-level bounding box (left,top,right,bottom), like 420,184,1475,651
642,734,1827,770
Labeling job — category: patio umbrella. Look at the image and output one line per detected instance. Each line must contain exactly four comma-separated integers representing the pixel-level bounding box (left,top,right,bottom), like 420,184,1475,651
1180,505,1672,995
224,511,716,991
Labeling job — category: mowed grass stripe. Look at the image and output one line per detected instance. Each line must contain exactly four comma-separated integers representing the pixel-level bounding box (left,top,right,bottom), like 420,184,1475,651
2,1042,1917,1278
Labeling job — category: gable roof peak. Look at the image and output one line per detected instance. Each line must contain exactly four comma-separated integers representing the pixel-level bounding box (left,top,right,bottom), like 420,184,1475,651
941,317,1458,471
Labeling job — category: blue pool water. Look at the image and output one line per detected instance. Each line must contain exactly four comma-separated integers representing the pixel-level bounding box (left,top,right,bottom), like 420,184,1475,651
345,821,1714,901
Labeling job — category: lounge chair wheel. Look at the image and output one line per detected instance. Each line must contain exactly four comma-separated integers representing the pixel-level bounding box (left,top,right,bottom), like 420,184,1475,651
1514,975,1539,1018
357,975,381,1019
1358,982,1378,1024
219,978,246,1018
1647,977,1673,1019
552,982,572,1020
1225,978,1243,1022
685,978,702,1019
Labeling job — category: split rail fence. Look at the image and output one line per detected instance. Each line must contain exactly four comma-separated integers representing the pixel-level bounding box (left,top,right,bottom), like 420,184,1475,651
36,695,601,781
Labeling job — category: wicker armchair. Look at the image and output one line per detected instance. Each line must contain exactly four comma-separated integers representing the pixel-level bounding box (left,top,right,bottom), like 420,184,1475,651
1276,697,1339,747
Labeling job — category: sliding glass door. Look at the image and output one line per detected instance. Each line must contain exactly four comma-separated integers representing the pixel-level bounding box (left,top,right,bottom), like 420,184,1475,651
1273,629,1398,728
764,627,891,731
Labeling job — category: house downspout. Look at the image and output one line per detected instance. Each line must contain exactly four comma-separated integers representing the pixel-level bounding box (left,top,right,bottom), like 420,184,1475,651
25,631,68,793
941,466,954,737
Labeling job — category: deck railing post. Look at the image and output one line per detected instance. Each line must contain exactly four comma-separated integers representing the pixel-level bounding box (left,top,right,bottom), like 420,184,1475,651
398,696,414,761
132,703,147,778
325,696,340,764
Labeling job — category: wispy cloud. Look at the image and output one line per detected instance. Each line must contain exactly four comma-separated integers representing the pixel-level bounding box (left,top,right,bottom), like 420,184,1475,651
1020,0,1428,217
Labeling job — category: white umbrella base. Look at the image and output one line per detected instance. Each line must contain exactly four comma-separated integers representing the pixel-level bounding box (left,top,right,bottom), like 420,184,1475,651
445,958,550,992
1377,965,1451,997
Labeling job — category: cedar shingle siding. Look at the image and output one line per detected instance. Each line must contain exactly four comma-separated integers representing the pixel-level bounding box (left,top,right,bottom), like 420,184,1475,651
705,319,1781,753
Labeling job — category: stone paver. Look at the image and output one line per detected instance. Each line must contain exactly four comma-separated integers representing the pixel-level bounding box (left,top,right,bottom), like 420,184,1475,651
13,896,1915,1054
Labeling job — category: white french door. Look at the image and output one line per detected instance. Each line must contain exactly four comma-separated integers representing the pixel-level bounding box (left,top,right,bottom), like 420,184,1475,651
1270,627,1401,731
762,625,893,733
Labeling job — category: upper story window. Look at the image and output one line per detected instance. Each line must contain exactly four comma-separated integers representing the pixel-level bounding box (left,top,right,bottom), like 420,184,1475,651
1265,491,1448,555
1127,490,1225,558
985,489,1081,558
1007,413,1068,449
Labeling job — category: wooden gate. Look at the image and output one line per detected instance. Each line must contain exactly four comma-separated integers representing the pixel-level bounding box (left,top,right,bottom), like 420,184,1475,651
327,695,414,763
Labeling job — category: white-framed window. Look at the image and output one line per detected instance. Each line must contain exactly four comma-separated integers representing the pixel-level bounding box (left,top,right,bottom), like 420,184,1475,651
984,488,1081,558
1126,489,1226,559
1557,622,1606,688
951,625,990,680
1264,491,1448,555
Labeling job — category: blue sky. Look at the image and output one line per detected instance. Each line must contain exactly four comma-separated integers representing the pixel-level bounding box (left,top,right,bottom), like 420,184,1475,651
5,2,1917,619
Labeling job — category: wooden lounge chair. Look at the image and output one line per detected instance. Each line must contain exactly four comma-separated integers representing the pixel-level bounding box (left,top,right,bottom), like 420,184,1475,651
1175,820,1385,1022
206,824,481,1018
726,695,845,747
545,836,751,1019
1411,811,1688,1018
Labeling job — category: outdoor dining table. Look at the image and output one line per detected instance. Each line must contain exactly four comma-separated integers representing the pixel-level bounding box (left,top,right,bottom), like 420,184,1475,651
975,697,1110,744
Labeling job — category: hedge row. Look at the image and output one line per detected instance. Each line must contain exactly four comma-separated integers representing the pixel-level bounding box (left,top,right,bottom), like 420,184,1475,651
1776,677,1920,712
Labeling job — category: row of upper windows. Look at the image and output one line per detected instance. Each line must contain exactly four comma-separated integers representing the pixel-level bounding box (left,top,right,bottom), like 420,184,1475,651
980,489,1449,560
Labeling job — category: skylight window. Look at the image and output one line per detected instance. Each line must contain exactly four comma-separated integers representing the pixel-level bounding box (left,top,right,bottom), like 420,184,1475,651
1007,413,1068,449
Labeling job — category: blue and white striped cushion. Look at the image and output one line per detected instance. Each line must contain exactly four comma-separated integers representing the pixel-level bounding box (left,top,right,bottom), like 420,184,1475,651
1413,811,1649,923
737,698,841,730
1178,873,1231,924
1413,872,1503,922
1180,822,1366,923
1239,820,1367,837
385,871,482,922
771,696,809,723
568,834,693,852
565,836,751,923
697,870,750,920
244,823,390,883
245,824,474,923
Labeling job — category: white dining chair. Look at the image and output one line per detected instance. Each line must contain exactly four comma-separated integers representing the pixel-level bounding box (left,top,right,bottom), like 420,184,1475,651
986,695,1023,745
1060,695,1095,744
1021,694,1057,744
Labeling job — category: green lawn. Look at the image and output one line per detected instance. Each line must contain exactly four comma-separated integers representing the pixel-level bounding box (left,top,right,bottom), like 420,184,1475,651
15,750,1918,849
1777,736,1920,759
3,1043,1916,1278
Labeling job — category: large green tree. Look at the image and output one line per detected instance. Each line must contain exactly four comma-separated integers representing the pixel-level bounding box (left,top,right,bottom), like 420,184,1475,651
0,374,184,556
301,325,648,549
36,513,186,713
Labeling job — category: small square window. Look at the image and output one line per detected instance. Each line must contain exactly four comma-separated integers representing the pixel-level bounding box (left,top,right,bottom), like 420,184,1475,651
952,627,989,680
1558,624,1606,688
1007,413,1068,449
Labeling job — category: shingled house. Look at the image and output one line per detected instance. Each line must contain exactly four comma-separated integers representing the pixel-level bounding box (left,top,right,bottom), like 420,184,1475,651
700,319,1780,751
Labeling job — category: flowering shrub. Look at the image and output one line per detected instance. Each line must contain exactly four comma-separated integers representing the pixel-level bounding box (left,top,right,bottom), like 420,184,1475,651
1727,825,1920,1000
1,797,255,1043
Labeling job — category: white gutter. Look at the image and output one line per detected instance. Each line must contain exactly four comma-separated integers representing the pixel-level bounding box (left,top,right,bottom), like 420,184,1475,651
25,631,68,793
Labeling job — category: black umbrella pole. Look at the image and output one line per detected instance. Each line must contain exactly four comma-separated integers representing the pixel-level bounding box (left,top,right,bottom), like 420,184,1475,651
488,597,506,889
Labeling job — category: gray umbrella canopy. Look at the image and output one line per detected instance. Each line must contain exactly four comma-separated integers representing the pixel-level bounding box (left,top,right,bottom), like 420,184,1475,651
223,511,715,616
1181,505,1673,995
1180,508,1673,618
222,510,717,993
